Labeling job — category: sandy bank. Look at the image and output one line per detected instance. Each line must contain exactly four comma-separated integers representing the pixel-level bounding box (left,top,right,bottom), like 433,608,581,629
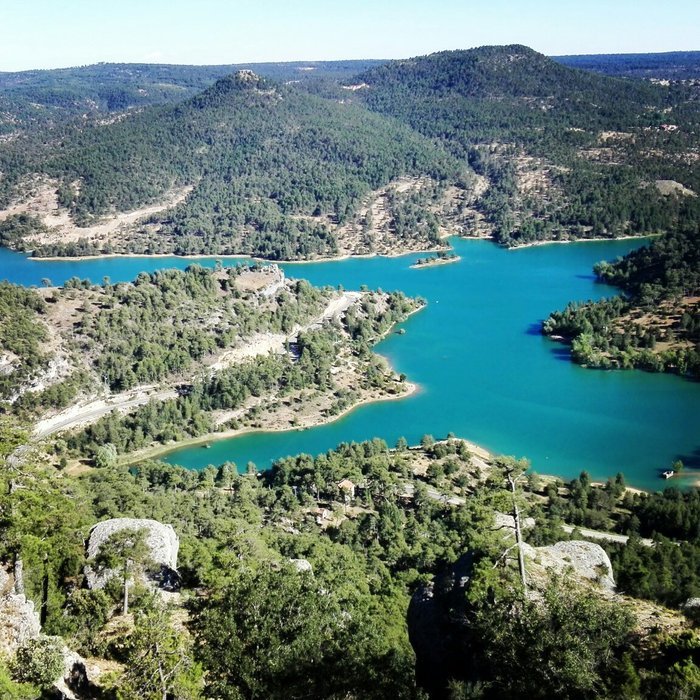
510,233,659,250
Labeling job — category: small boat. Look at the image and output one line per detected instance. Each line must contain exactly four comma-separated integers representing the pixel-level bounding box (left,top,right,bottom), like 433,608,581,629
661,470,674,479
203,443,212,449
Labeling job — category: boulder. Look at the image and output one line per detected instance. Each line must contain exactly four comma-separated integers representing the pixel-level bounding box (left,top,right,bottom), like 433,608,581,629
289,558,313,573
523,540,616,593
85,518,179,591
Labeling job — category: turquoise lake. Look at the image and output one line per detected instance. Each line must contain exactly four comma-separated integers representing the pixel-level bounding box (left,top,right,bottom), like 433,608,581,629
1,238,698,490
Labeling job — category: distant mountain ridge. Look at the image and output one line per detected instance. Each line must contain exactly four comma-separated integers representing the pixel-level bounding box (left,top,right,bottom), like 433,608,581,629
554,50,700,80
0,59,384,117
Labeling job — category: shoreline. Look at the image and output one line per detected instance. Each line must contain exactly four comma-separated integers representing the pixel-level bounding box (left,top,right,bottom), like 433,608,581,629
120,303,425,466
18,233,655,265
510,233,659,250
119,380,420,466
21,233,652,267
25,245,453,265
119,417,687,498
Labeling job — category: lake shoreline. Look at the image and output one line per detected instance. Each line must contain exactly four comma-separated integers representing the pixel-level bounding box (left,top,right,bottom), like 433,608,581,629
510,233,659,250
121,303,426,467
26,246,451,265
20,232,654,265
5,236,694,492
119,380,420,467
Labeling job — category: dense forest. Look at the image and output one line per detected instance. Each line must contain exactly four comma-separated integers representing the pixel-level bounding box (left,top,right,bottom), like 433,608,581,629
541,471,700,607
543,221,700,376
1,45,698,258
0,423,697,699
0,69,463,259
355,45,700,246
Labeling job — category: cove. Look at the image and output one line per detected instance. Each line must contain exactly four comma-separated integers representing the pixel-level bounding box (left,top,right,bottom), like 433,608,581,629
1,238,698,491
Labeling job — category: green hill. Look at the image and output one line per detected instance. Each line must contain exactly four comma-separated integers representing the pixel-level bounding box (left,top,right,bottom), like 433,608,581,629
1,46,699,257
355,45,700,245
1,70,464,259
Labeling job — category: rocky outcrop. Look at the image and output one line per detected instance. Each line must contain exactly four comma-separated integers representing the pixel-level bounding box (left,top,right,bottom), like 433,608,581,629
681,597,700,623
85,518,180,591
408,540,616,695
289,558,313,573
0,591,41,657
523,540,616,593
0,566,103,699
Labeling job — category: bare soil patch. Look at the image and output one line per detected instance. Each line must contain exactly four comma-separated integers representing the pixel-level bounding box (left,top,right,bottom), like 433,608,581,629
0,176,192,248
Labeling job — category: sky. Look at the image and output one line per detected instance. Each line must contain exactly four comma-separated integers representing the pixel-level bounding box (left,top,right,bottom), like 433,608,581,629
1,0,699,72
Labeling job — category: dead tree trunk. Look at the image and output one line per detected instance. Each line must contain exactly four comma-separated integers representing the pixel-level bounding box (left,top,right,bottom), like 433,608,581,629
507,473,528,593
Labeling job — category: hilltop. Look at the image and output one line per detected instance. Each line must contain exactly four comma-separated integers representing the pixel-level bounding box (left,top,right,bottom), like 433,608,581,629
0,68,465,259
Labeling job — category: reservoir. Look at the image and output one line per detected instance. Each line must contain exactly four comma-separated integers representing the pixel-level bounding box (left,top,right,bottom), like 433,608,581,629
1,237,698,490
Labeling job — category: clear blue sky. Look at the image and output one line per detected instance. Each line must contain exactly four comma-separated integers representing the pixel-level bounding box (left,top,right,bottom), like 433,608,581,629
2,0,699,71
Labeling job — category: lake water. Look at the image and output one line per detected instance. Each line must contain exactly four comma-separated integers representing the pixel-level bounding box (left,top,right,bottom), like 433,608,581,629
1,238,698,490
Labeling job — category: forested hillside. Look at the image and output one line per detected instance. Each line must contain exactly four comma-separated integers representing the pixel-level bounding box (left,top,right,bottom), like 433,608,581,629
1,425,697,698
0,70,464,259
2,45,699,259
355,45,700,246
544,222,700,377
0,265,420,438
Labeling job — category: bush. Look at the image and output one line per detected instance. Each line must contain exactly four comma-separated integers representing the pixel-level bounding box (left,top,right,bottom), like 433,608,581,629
12,636,64,689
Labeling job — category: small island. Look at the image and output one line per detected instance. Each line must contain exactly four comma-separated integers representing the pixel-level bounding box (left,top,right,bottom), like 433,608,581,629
410,251,461,269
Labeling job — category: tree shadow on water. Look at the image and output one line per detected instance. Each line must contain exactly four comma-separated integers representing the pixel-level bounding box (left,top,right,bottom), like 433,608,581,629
549,346,572,362
674,446,700,470
525,321,544,336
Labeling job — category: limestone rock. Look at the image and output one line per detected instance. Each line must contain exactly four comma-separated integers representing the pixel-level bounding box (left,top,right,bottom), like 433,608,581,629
0,591,41,657
523,540,616,593
290,558,313,573
85,518,179,590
